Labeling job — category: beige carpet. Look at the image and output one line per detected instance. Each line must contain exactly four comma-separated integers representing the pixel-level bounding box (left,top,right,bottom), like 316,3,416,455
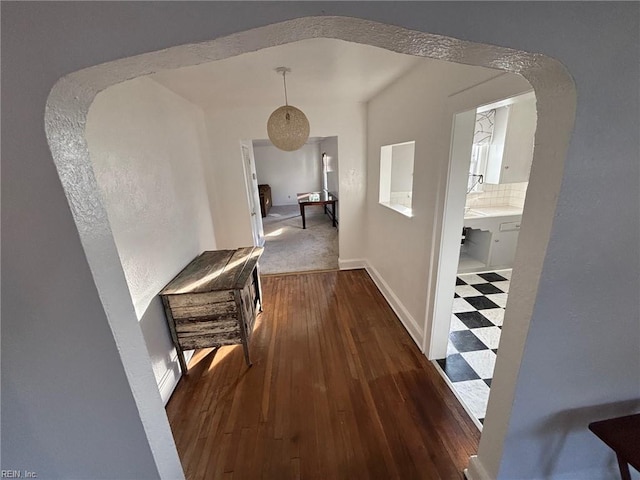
260,205,338,274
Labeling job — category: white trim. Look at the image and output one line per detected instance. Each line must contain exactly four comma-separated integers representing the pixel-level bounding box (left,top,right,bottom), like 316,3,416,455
157,361,180,406
338,258,367,270
379,201,414,217
339,258,424,350
364,262,424,351
157,350,194,405
425,110,476,360
240,140,265,247
465,456,493,480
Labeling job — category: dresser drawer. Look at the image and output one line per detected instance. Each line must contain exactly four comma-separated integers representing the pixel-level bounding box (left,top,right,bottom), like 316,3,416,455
175,318,239,335
177,331,243,350
168,298,237,320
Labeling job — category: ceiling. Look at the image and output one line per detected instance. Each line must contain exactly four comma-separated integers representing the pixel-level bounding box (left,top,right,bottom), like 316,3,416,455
151,38,424,110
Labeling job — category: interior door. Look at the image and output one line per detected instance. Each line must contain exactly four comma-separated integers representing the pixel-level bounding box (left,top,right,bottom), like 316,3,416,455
241,141,265,246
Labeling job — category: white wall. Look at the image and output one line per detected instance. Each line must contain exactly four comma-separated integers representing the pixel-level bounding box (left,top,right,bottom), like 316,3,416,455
85,77,216,403
203,103,366,262
365,61,521,341
254,142,322,205
3,5,638,480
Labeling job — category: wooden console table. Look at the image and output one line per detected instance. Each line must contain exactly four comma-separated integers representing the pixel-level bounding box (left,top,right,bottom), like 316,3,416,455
589,413,640,480
159,247,263,373
297,191,338,229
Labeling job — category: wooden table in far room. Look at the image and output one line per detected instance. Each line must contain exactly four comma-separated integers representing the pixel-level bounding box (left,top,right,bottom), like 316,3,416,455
297,191,338,229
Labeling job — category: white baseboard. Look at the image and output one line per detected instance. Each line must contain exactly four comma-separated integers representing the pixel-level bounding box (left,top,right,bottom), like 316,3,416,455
466,456,492,480
363,262,424,351
431,360,483,431
157,349,194,405
338,258,367,270
158,362,180,405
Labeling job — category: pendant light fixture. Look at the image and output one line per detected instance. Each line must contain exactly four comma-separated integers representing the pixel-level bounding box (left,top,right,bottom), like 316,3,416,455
267,67,310,152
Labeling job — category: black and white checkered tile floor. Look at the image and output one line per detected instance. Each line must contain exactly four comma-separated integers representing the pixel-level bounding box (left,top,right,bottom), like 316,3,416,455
436,269,511,429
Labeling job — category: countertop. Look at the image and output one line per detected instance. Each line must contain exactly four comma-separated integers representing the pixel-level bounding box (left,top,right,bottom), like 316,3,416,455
463,206,523,231
464,205,523,220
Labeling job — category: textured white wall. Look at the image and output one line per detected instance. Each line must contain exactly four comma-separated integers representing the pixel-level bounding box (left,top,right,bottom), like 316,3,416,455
86,77,216,403
87,77,216,319
366,60,510,339
254,143,322,205
3,5,638,480
203,103,366,260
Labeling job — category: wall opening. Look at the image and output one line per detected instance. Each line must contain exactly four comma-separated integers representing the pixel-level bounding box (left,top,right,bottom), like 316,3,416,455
44,15,576,479
379,141,415,217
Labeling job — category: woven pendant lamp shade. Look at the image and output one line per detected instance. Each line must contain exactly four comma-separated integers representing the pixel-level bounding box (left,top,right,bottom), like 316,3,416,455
267,67,310,152
267,105,310,152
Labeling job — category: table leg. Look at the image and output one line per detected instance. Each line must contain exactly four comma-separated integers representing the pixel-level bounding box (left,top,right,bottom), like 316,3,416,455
176,347,188,375
161,296,189,375
616,453,632,480
253,267,263,313
332,202,336,227
300,204,306,229
242,343,253,367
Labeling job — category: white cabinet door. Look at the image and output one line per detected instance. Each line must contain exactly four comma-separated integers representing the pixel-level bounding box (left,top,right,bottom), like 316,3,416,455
484,96,537,184
501,98,537,183
489,230,519,268
484,106,510,184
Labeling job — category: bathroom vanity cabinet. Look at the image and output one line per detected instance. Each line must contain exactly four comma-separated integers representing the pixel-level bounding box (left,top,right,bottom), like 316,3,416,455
488,227,520,268
460,209,522,273
485,96,537,184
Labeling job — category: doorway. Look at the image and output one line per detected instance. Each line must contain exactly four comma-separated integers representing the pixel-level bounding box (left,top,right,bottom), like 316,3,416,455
253,136,340,274
44,15,576,478
432,92,537,428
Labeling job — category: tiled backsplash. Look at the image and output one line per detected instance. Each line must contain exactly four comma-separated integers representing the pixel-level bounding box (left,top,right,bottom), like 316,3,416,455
466,182,528,209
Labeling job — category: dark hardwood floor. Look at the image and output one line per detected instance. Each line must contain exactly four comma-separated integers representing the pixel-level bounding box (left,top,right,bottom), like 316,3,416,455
166,269,479,479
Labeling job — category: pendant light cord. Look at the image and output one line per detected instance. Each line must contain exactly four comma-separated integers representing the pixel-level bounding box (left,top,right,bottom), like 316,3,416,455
282,71,289,106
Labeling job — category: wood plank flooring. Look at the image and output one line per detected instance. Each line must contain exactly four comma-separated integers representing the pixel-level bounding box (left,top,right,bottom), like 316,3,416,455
166,269,479,479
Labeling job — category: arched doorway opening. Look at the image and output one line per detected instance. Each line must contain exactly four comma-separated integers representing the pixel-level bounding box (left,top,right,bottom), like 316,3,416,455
44,16,576,478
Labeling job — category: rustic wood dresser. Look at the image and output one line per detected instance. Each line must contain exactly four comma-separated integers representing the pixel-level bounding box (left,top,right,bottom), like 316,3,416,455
159,247,263,373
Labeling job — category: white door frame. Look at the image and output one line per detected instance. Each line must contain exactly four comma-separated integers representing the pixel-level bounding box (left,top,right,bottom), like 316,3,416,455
425,109,476,359
240,140,265,247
